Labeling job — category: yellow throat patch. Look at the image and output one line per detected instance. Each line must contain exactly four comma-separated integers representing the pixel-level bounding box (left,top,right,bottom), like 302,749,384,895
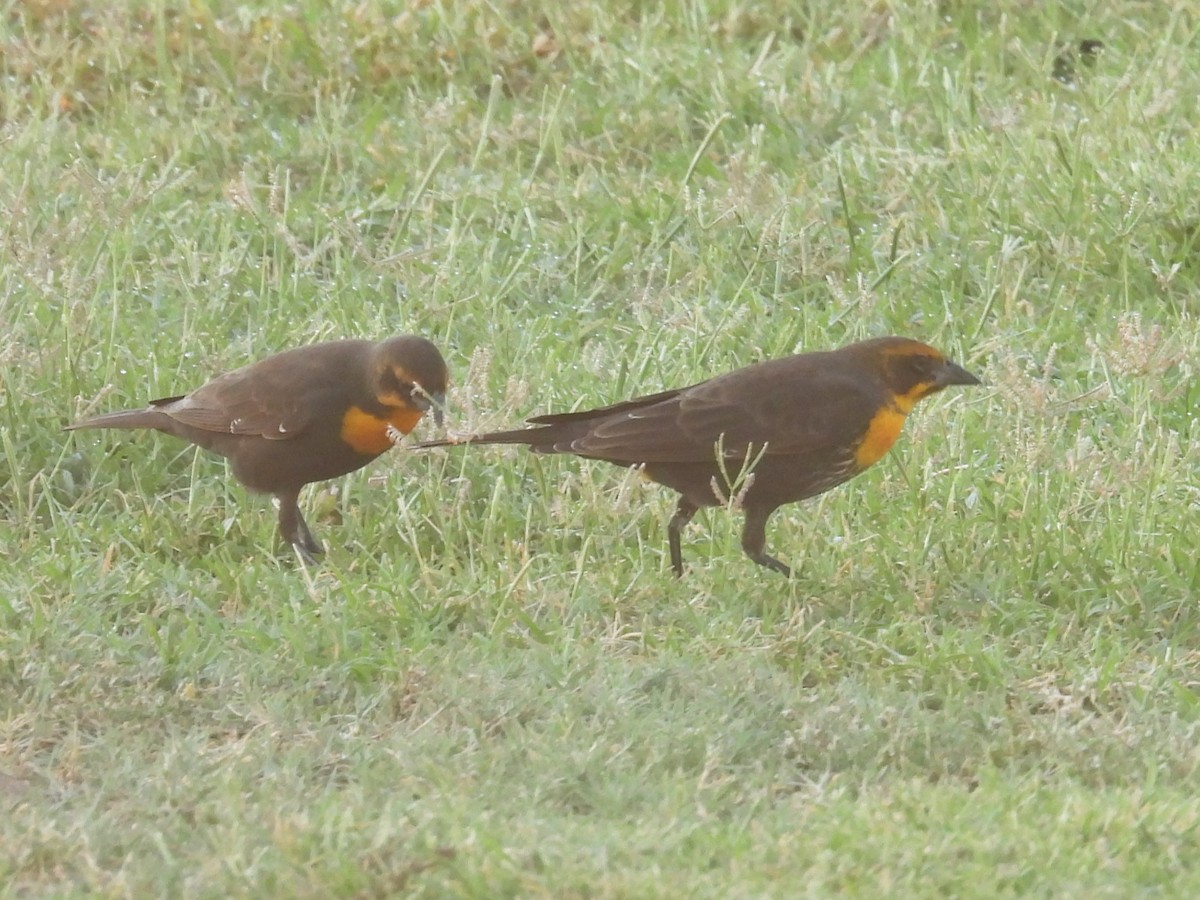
340,405,424,455
854,405,907,469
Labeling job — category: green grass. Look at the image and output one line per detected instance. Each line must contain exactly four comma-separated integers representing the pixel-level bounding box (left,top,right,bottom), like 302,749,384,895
3,0,1199,895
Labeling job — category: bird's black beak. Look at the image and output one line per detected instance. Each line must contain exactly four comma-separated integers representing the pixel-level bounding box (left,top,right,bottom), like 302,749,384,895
411,387,447,429
937,359,982,387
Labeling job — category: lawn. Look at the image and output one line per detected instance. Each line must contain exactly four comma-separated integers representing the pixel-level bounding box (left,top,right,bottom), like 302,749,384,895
2,1,1199,896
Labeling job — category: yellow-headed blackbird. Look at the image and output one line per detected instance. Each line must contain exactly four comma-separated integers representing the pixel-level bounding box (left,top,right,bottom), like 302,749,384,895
420,337,978,576
67,337,449,561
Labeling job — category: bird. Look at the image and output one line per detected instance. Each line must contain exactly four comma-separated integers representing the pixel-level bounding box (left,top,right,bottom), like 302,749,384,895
67,336,449,562
418,336,979,577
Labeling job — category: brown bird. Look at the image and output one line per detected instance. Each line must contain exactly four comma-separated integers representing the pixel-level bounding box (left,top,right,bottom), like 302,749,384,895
67,336,449,561
419,337,979,576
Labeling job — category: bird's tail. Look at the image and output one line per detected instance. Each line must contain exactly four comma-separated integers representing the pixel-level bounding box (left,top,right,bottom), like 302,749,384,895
413,423,572,453
414,390,684,453
65,407,167,432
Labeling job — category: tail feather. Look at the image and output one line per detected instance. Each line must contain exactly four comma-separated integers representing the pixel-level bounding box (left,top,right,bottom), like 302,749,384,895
414,422,577,452
65,407,168,432
417,389,686,452
526,385,685,425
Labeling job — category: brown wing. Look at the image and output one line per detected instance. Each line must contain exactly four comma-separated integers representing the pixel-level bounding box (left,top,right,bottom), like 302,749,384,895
568,354,886,464
153,363,317,440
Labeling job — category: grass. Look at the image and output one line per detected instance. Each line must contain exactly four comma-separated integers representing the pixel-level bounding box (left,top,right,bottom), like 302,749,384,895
2,0,1199,895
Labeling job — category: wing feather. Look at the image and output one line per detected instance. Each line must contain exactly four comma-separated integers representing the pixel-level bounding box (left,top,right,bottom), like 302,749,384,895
154,365,315,439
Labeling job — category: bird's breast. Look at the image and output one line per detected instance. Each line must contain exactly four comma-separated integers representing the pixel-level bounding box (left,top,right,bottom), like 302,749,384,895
339,405,424,455
853,404,907,469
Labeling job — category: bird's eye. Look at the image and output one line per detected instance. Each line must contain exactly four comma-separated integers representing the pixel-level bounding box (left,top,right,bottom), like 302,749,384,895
380,369,404,391
908,355,937,378
398,375,427,403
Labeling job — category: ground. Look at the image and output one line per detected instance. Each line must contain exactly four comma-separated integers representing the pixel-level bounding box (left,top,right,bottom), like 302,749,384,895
1,1,1198,896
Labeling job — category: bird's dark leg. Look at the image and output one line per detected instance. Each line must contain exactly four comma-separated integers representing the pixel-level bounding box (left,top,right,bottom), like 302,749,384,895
667,497,699,577
740,505,790,577
276,488,324,563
